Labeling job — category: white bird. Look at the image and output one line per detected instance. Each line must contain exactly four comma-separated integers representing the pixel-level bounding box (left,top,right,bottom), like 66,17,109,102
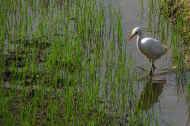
129,27,168,74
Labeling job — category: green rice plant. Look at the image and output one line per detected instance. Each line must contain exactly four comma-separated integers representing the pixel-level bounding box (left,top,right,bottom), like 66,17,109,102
0,0,161,125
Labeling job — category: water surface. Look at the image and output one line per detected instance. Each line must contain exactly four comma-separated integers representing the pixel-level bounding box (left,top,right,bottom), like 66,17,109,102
110,0,190,125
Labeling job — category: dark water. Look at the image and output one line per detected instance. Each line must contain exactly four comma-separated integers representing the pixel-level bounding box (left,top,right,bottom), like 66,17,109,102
109,0,190,125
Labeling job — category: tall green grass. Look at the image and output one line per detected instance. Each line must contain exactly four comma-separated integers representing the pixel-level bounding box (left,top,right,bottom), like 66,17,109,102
0,0,155,125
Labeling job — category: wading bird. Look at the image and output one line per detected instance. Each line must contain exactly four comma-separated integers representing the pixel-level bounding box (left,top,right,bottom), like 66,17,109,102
129,27,167,74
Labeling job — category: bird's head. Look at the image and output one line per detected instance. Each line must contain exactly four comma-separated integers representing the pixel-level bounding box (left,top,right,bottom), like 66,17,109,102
128,27,142,40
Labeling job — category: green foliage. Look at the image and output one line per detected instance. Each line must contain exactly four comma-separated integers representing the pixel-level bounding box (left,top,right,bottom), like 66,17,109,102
0,0,145,125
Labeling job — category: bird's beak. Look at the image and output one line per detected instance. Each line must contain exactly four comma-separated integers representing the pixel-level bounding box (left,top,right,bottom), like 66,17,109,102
128,33,136,41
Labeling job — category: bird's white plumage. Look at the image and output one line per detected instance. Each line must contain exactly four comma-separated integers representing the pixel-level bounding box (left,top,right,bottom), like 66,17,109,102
140,37,166,60
130,27,167,61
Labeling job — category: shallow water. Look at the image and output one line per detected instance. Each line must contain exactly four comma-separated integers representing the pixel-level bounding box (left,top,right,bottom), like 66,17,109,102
1,0,190,125
110,0,190,125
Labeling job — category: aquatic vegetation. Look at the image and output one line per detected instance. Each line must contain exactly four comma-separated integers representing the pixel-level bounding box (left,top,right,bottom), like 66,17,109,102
0,0,156,125
1,0,188,125
158,0,190,69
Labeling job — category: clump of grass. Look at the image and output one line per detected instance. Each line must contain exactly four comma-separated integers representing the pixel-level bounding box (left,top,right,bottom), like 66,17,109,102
158,0,190,69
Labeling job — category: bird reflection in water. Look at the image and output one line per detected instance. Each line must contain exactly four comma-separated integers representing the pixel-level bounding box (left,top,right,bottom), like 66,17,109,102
137,74,166,111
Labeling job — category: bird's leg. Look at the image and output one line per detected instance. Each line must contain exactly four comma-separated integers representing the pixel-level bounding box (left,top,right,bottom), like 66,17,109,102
149,60,156,75
152,63,156,71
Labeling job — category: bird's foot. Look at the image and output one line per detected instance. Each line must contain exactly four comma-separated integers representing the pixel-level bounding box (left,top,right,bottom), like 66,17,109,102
149,69,153,76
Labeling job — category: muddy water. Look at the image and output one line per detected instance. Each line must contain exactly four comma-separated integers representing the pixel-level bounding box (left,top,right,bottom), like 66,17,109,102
109,0,190,125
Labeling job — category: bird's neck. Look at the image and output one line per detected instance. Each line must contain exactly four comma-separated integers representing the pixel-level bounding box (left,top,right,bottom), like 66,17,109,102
137,34,142,50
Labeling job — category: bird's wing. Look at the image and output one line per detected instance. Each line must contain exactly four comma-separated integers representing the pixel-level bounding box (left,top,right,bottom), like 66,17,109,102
141,38,166,59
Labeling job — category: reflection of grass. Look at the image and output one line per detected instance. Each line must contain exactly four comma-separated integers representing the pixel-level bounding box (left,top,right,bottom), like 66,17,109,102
0,0,157,125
